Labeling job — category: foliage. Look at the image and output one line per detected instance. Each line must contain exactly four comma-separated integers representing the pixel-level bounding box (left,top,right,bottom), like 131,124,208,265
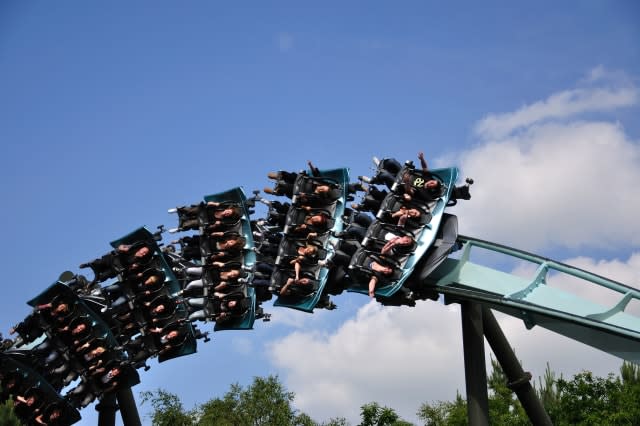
141,363,640,426
417,392,466,426
142,375,314,426
359,402,413,426
140,388,194,426
0,399,22,426
486,358,528,426
548,362,640,425
417,360,640,426
321,417,350,426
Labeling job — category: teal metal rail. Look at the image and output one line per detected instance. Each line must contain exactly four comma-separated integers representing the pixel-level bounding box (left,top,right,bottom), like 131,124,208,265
426,235,640,363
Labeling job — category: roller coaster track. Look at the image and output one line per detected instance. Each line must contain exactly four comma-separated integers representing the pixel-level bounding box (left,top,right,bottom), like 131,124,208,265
2,159,638,426
429,235,640,363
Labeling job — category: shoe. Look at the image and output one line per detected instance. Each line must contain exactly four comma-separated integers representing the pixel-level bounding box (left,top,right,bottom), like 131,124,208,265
358,175,372,183
263,187,275,195
168,228,179,233
168,208,177,213
352,182,365,192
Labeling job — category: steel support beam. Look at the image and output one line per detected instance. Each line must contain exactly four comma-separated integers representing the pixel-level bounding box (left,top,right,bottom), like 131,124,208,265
117,387,142,426
96,393,117,426
461,301,489,426
482,307,553,426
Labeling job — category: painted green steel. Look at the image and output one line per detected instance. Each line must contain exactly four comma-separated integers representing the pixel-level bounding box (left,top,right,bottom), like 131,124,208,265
110,226,198,361
0,353,82,424
427,235,640,363
348,166,459,298
204,187,258,331
273,167,349,313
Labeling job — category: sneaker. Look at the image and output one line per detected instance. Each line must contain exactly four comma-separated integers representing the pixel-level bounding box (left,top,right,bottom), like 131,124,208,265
352,182,366,192
168,208,178,213
168,227,180,233
358,175,372,183
373,156,381,166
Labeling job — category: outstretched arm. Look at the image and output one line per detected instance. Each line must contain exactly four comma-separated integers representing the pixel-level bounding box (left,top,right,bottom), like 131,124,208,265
307,160,320,177
417,152,428,173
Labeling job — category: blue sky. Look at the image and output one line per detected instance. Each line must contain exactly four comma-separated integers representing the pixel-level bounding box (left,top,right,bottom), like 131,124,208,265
1,2,639,424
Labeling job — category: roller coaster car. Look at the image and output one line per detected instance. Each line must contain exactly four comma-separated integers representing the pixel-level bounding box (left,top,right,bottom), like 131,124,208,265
79,251,123,284
283,207,336,235
270,269,318,298
173,203,204,231
205,217,243,234
213,292,251,322
276,238,328,262
154,322,194,362
405,213,460,286
203,188,259,331
391,166,446,204
348,249,403,285
169,235,202,264
129,267,167,296
376,195,432,229
447,177,474,206
112,227,184,295
291,174,342,206
0,354,81,425
202,201,243,220
361,222,417,262
10,313,46,347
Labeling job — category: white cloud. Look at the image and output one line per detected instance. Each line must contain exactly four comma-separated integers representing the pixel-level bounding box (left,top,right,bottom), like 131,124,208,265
267,254,639,424
268,301,466,424
474,68,638,140
453,80,640,252
266,70,640,425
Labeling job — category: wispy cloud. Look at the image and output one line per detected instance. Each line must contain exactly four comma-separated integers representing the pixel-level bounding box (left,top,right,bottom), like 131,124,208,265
474,68,638,140
455,68,640,252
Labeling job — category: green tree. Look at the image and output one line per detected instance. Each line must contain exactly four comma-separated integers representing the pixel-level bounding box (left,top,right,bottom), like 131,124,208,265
140,388,195,426
417,361,640,426
359,402,413,426
0,399,22,426
142,375,317,426
486,358,528,426
417,392,466,426
198,375,302,425
322,417,350,426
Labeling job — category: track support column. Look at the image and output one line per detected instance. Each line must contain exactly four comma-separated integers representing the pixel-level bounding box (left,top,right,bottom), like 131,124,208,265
117,387,142,426
96,393,117,426
482,307,552,426
461,301,489,426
